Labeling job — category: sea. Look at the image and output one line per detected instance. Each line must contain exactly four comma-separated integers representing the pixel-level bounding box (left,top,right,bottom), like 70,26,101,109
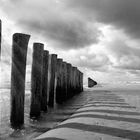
0,80,140,139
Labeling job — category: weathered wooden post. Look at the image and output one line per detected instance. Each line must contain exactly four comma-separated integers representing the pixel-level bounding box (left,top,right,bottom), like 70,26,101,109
88,77,97,88
77,69,80,93
79,70,82,92
0,20,1,60
41,50,49,112
75,68,79,93
62,62,67,101
76,69,80,92
66,63,72,99
68,64,73,98
81,72,84,91
30,43,44,118
56,58,63,104
70,66,74,97
10,33,30,128
48,54,57,107
78,70,83,92
73,67,77,95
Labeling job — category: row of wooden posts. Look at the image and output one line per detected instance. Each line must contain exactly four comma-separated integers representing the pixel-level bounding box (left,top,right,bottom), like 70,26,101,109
10,33,83,129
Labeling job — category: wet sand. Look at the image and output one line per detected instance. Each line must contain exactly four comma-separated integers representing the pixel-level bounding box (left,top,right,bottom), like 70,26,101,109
0,83,140,140
36,84,140,140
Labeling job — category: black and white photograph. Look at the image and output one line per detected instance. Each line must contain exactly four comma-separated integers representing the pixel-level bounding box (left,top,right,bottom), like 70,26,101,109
0,0,140,139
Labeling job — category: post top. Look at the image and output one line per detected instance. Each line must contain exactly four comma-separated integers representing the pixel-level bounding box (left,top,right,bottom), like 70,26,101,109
57,58,63,61
73,66,77,69
13,33,30,38
51,54,57,57
33,42,44,46
67,63,71,65
44,50,49,53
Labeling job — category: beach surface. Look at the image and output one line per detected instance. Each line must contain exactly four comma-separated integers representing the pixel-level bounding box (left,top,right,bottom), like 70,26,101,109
0,83,140,140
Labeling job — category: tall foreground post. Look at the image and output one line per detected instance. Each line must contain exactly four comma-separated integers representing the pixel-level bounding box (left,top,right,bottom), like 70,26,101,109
30,43,44,118
48,54,57,107
10,33,30,128
0,20,1,60
41,50,49,112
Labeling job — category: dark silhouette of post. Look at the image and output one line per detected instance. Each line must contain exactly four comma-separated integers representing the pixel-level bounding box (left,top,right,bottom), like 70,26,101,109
70,66,74,97
88,77,97,87
75,68,79,93
81,73,83,91
56,58,63,104
41,50,49,112
77,69,80,93
0,20,1,60
30,43,44,118
80,72,83,92
62,62,67,101
68,64,73,98
78,70,83,93
73,67,77,95
10,33,30,128
48,54,57,107
66,63,72,99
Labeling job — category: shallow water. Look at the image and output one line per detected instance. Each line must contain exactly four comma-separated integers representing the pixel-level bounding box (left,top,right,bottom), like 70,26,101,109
0,87,31,137
92,83,140,110
0,83,88,139
0,82,140,139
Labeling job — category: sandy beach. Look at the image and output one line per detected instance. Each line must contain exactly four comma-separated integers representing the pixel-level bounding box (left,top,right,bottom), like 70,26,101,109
0,82,140,140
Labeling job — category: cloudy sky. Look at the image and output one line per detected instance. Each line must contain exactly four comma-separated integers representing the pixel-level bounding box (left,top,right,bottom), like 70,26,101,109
0,0,140,84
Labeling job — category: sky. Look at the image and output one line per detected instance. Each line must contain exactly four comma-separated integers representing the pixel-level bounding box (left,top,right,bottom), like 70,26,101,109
0,0,140,85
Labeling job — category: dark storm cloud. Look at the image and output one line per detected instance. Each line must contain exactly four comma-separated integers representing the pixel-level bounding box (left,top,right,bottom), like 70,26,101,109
2,0,140,49
20,18,99,49
65,0,140,39
0,0,100,49
1,0,140,81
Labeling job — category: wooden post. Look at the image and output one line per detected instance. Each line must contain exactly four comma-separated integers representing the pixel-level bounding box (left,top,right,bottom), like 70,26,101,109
41,50,49,112
75,68,78,93
56,58,63,104
81,72,84,91
0,20,1,60
62,62,67,101
71,66,74,97
30,43,44,118
66,63,71,99
79,71,82,92
68,64,72,98
88,77,97,88
48,54,57,107
77,69,80,93
10,33,30,128
78,70,83,93
73,67,77,95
